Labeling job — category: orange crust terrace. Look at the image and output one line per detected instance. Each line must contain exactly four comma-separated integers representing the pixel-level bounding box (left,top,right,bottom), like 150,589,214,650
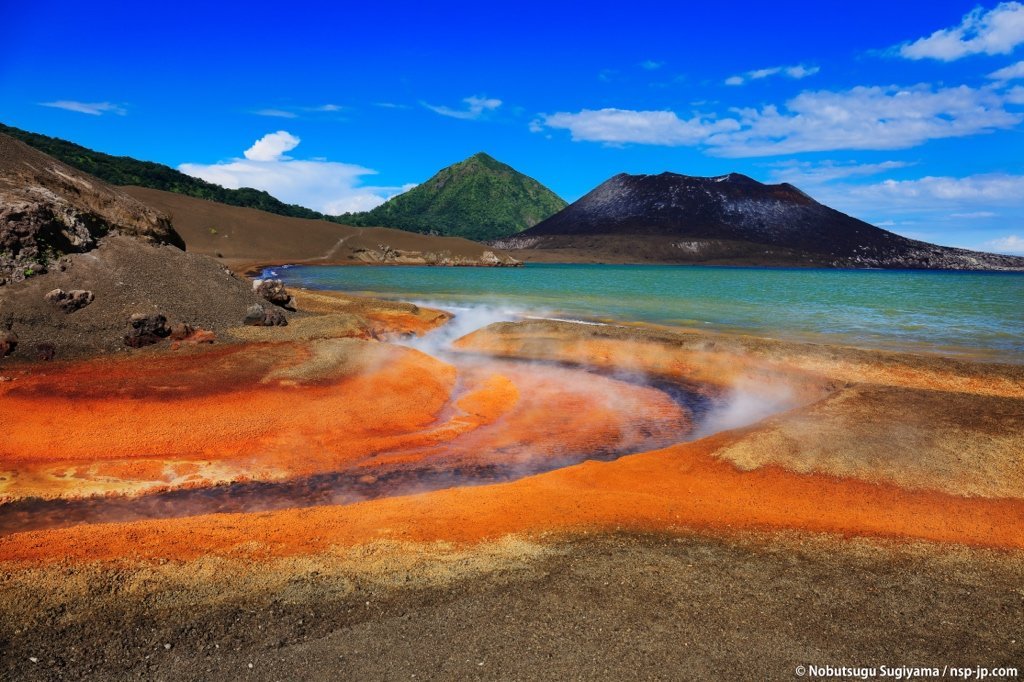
1,315,1023,564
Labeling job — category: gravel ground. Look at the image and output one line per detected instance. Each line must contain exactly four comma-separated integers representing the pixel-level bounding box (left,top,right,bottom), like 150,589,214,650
2,531,1021,681
0,235,281,360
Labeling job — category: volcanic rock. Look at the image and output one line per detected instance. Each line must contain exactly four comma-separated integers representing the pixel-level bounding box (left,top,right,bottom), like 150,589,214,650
244,304,288,327
168,322,195,341
44,288,94,314
35,343,55,361
124,313,170,348
253,279,296,310
0,329,17,357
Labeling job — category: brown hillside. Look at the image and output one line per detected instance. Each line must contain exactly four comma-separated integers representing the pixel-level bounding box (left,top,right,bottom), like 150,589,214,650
123,186,519,270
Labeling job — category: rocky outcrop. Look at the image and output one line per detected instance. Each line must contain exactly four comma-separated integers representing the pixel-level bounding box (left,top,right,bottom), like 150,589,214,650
351,245,520,266
0,133,184,284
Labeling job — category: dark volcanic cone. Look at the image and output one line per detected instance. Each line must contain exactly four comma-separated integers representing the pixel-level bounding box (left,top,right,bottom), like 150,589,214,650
497,172,1024,270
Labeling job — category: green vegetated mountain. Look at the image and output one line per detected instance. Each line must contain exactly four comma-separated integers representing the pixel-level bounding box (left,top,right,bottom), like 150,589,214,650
341,152,567,241
0,122,327,220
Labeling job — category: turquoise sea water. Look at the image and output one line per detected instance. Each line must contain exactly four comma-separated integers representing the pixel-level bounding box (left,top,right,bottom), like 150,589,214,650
265,264,1024,359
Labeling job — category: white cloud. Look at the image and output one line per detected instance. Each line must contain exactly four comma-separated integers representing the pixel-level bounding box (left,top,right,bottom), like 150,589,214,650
535,108,739,146
536,85,1021,156
899,2,1024,61
845,174,1024,205
811,174,1024,219
983,234,1024,253
39,101,126,116
423,95,502,120
254,108,298,119
252,104,346,118
767,160,913,185
179,131,412,214
725,64,819,86
1006,85,1024,102
951,211,998,218
641,60,664,70
989,59,1024,79
707,84,1021,156
792,173,1024,237
243,131,300,161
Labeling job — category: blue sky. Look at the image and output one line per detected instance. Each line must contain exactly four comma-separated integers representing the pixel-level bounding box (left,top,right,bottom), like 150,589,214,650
2,0,1024,253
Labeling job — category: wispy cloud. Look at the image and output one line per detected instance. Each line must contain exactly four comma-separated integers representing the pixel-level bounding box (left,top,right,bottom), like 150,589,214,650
179,131,412,214
807,173,1024,223
374,102,410,109
983,234,1024,254
422,95,502,120
897,2,1024,61
718,84,1022,156
951,211,998,218
640,60,664,70
252,104,345,119
725,64,819,86
535,108,738,146
840,174,1024,206
254,108,298,119
989,59,1024,80
39,100,126,116
767,160,913,185
534,84,1022,156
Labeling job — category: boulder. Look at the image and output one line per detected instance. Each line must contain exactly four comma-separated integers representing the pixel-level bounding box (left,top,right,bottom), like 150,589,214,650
243,304,288,327
170,328,215,349
263,307,288,326
124,312,170,348
44,288,95,314
36,343,56,361
168,322,195,341
0,329,17,357
253,279,296,310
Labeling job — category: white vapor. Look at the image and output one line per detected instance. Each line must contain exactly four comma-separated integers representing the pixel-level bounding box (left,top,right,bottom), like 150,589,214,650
401,302,527,357
695,381,796,438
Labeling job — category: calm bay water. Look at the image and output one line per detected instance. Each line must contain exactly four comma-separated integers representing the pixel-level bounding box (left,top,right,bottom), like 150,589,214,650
265,264,1024,358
